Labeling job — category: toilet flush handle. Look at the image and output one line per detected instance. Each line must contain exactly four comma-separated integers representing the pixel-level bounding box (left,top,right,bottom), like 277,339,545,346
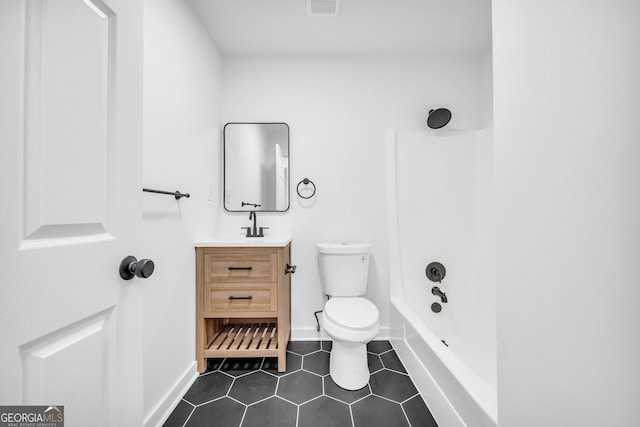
285,263,297,274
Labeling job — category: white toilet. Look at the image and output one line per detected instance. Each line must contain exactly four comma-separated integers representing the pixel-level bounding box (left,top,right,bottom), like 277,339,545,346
317,243,380,390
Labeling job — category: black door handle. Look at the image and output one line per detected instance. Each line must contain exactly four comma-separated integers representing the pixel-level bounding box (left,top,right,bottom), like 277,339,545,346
120,256,155,280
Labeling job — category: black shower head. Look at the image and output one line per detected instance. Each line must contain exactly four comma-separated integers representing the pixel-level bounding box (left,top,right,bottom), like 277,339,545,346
427,108,452,129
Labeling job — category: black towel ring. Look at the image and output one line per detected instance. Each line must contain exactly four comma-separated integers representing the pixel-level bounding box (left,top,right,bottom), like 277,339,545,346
297,178,316,199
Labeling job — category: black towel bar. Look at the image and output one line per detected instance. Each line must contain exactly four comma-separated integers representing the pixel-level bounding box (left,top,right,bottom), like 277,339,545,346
143,188,190,200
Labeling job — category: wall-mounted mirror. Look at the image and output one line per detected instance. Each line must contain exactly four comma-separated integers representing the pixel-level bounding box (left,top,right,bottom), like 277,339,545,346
224,122,290,212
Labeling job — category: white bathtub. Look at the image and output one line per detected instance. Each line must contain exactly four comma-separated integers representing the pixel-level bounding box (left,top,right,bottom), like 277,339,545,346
386,129,497,427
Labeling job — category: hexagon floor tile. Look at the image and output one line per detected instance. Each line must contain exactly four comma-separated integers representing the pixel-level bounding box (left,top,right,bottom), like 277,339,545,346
163,341,438,427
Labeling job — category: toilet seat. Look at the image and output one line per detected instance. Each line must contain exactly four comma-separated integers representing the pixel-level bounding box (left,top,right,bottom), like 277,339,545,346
324,297,379,331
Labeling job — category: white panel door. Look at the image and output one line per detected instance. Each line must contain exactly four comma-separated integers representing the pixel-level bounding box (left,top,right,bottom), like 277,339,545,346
0,1,143,426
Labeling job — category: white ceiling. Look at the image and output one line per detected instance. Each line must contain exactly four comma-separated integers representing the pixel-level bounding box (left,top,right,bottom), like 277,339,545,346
188,0,492,56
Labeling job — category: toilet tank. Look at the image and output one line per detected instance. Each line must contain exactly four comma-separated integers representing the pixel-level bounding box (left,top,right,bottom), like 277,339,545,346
317,243,371,297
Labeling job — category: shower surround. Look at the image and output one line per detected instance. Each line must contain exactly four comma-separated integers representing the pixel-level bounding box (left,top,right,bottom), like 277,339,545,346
386,128,497,427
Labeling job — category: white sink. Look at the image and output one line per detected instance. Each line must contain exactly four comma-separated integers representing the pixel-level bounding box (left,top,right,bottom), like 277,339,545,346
195,235,291,247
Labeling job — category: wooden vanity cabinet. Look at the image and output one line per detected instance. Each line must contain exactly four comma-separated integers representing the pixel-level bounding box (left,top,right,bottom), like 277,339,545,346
196,244,292,373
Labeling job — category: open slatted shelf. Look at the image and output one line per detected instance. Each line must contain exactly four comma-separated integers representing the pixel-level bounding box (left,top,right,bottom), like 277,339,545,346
203,320,279,359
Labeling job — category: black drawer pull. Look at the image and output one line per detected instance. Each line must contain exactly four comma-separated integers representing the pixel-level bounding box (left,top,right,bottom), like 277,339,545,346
228,296,253,300
228,266,252,271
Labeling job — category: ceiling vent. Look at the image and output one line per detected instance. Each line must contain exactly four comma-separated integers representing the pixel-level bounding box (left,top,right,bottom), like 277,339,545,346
307,0,341,16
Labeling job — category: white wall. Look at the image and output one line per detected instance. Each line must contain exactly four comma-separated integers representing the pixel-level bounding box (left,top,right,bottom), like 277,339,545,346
142,0,222,424
493,1,640,425
218,55,490,338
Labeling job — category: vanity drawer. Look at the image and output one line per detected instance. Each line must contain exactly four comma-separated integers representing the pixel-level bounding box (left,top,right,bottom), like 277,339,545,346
204,249,277,283
204,283,276,312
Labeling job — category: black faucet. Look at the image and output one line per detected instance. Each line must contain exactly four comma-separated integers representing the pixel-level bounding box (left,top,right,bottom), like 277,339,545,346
431,286,448,303
242,211,268,238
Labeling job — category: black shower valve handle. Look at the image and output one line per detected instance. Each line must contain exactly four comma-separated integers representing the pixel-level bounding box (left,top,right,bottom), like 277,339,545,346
426,262,446,283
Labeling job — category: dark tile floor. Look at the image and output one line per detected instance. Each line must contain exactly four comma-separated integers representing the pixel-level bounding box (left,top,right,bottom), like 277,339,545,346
164,341,438,427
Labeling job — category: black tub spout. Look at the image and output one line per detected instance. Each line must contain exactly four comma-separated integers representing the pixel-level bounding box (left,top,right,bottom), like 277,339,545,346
431,286,448,303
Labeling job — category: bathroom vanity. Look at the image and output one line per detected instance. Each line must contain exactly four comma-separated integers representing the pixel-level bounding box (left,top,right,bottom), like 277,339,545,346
195,239,292,373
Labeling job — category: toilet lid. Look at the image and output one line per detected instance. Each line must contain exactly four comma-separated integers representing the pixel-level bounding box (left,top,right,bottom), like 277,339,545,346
324,297,379,331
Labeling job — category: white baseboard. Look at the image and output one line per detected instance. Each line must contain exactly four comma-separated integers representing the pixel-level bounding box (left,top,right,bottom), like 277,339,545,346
291,327,390,342
291,327,328,341
144,361,198,427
